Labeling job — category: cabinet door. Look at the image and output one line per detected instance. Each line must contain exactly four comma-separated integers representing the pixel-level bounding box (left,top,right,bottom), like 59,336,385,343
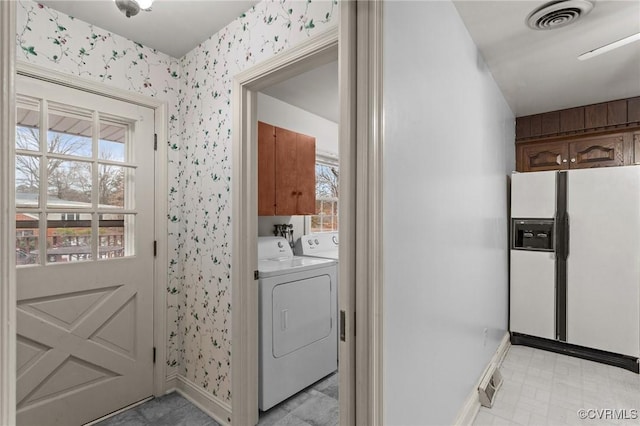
295,134,316,215
518,141,569,172
274,127,299,215
274,128,317,215
258,122,276,215
568,134,624,169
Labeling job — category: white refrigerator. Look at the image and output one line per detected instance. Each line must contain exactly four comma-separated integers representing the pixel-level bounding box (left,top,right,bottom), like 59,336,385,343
510,166,640,371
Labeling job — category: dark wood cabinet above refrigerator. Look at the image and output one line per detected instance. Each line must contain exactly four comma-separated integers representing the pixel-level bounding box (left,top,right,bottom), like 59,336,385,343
515,96,640,173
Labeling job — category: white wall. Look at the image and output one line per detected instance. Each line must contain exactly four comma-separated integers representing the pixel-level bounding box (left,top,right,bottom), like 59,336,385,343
257,93,339,158
257,93,339,241
382,1,515,425
257,215,306,242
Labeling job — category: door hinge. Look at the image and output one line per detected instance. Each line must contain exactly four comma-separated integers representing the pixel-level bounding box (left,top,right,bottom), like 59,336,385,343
254,270,259,280
153,347,156,363
153,240,157,257
154,133,158,151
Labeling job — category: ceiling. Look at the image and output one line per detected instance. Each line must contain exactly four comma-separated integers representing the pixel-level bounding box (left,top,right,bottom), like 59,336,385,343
453,0,640,116
262,61,339,124
37,0,259,58
37,1,640,118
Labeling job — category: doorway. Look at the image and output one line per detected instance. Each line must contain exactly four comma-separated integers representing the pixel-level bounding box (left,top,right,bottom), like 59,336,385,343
14,74,158,425
231,27,359,426
256,59,340,424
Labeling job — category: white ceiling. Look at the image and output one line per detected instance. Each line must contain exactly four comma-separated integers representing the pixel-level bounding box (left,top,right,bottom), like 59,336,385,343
37,0,260,58
453,0,640,116
262,61,339,124
37,1,640,118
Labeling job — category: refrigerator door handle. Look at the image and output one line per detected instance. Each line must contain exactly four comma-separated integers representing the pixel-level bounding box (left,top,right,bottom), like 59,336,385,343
556,212,570,261
563,213,569,259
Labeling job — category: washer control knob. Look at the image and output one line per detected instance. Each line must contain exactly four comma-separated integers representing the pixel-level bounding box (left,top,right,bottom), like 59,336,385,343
277,241,283,248
332,236,338,245
315,239,320,245
308,240,313,245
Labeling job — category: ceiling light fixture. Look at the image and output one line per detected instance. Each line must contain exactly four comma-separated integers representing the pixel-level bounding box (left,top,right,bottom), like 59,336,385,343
578,32,640,60
114,0,154,18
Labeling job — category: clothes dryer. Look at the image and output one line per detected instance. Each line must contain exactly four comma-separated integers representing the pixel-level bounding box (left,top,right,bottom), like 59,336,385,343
258,236,338,411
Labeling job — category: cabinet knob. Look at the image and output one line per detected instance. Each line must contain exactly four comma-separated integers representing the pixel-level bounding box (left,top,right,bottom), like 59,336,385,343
571,158,576,163
562,159,567,163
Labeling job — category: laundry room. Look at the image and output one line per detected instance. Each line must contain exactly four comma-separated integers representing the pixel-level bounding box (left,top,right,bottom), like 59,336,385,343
255,59,341,424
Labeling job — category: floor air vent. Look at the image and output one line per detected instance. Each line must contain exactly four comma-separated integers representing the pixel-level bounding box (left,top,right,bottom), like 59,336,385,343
478,364,503,408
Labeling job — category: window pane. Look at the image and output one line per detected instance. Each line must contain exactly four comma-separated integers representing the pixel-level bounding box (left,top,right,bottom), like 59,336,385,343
99,121,126,162
316,164,339,198
47,160,92,207
16,213,39,266
16,101,40,152
48,110,92,158
312,162,339,233
46,213,93,263
15,155,40,208
99,164,130,208
99,214,134,259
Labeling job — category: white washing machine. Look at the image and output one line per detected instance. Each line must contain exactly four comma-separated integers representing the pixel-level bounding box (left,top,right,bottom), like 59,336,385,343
295,232,339,262
258,236,338,411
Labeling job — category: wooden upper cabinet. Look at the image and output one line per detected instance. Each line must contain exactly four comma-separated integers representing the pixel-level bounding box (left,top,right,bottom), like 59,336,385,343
568,134,624,169
516,96,640,142
516,134,628,172
518,140,569,172
515,96,640,173
258,122,316,216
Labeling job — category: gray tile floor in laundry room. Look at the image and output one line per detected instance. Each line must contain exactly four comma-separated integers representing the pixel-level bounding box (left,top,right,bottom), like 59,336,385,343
95,372,338,426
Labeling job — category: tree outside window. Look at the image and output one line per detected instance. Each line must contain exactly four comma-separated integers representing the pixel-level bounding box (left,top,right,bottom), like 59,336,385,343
310,162,338,233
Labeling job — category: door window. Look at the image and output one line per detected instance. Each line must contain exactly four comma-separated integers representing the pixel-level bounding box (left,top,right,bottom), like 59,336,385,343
15,95,137,265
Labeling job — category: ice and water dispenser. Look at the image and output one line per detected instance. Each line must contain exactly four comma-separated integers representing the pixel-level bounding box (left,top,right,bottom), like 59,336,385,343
512,219,554,252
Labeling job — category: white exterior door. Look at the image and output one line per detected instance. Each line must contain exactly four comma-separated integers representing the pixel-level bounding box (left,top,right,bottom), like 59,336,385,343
15,75,155,425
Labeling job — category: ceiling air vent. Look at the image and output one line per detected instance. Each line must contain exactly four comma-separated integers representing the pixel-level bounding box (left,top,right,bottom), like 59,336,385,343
526,0,594,30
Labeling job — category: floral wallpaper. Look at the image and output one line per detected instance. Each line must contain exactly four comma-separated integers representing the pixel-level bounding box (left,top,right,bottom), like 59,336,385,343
178,0,338,402
15,0,183,376
16,0,338,406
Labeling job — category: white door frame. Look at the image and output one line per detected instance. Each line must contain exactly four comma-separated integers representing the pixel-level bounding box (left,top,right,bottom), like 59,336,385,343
231,27,340,426
354,1,384,424
231,2,384,425
9,59,171,403
1,1,17,425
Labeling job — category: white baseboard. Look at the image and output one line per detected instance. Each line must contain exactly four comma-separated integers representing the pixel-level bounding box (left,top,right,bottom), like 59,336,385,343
453,332,511,426
174,375,232,426
164,372,178,393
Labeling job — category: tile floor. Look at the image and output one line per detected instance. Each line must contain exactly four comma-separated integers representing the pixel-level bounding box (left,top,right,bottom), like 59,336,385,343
258,372,339,426
473,345,640,426
95,392,220,426
94,372,337,426
95,346,639,426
